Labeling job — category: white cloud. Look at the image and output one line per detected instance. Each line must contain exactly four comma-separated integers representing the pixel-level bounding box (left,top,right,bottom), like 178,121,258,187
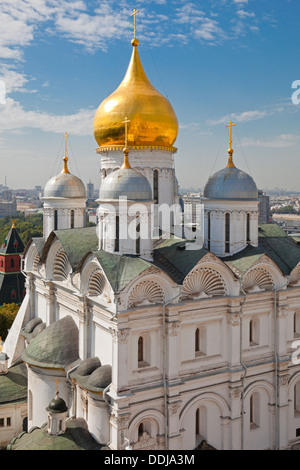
236,9,255,18
208,109,270,125
242,134,300,149
0,97,96,135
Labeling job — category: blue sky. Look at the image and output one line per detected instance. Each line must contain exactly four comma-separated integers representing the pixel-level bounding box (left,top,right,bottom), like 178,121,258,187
0,0,300,192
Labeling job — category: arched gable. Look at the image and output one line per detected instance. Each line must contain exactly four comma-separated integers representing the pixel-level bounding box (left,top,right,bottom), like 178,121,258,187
242,259,286,293
124,267,178,309
24,243,41,273
79,253,112,303
44,239,71,281
182,252,239,299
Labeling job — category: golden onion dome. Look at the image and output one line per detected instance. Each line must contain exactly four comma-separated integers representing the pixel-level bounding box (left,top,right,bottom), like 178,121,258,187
93,42,178,151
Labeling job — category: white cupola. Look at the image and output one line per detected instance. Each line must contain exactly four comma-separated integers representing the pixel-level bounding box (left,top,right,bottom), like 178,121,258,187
42,133,87,239
97,121,154,260
203,122,259,257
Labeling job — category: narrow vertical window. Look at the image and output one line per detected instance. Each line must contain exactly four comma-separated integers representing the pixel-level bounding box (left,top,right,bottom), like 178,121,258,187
136,215,140,255
196,406,207,444
153,170,159,204
10,258,15,268
138,422,144,437
249,319,259,346
247,213,250,244
54,210,58,231
207,211,211,251
195,328,200,353
138,336,143,363
225,213,230,253
195,408,199,436
294,312,300,337
70,210,75,229
115,215,120,252
295,383,300,415
195,326,207,356
250,393,260,429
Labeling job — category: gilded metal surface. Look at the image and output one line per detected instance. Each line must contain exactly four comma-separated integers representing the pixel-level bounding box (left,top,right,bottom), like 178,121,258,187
93,45,178,149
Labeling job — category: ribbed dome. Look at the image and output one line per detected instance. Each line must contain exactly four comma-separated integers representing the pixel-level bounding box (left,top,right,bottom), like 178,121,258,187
99,167,152,201
44,171,86,199
204,166,258,200
93,44,178,150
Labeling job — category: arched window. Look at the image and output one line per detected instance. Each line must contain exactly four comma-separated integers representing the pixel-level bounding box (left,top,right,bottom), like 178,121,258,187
138,422,144,438
250,392,260,429
10,258,15,269
54,210,58,231
249,319,259,346
115,215,120,252
207,211,211,251
225,213,230,253
196,406,207,445
153,170,159,204
138,336,144,363
70,210,75,229
246,213,251,244
195,327,207,356
294,383,300,416
137,335,150,368
294,311,300,338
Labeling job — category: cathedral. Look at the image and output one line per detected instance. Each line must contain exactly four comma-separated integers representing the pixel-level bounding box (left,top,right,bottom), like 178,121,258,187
2,14,300,451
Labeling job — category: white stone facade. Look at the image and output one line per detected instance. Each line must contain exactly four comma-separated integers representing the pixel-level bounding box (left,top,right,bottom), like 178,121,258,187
9,234,300,450
43,199,86,239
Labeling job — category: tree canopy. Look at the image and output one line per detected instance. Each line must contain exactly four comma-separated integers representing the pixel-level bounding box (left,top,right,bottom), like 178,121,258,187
0,303,19,340
0,213,43,247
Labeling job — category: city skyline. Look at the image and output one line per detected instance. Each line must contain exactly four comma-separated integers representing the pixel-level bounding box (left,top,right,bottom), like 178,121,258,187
0,0,300,191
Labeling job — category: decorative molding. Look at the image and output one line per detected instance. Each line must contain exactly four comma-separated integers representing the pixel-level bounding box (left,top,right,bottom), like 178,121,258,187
278,375,289,387
128,280,165,308
227,312,241,326
110,413,131,428
134,432,157,450
182,266,226,300
87,269,106,296
278,305,288,319
169,402,181,414
242,267,274,293
53,248,70,281
229,387,243,399
167,321,181,337
110,328,130,344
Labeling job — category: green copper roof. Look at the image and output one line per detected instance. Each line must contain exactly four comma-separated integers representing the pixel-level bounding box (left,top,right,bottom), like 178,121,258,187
7,419,103,450
0,363,27,405
41,226,98,269
22,316,79,370
93,250,152,293
223,224,300,277
29,224,300,294
153,237,208,284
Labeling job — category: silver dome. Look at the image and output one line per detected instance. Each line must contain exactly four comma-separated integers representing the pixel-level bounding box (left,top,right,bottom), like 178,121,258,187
99,168,152,201
203,166,258,200
44,171,86,199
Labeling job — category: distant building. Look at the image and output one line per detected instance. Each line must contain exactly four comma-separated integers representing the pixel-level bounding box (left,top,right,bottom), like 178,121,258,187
258,190,270,224
0,198,17,218
87,181,95,200
0,222,25,305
